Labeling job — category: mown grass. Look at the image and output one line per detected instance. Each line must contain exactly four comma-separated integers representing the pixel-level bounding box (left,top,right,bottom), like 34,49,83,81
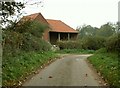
56,49,95,54
2,51,58,86
88,48,119,87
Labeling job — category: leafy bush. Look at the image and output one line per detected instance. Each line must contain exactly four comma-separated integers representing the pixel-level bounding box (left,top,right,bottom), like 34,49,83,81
2,31,51,57
14,19,48,38
2,20,51,57
21,33,51,52
81,36,105,50
105,33,120,52
77,22,117,51
95,48,108,54
56,36,105,50
56,40,82,49
2,19,54,86
2,30,23,57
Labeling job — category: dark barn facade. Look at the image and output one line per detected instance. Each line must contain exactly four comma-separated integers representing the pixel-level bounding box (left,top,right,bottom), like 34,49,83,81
49,32,78,44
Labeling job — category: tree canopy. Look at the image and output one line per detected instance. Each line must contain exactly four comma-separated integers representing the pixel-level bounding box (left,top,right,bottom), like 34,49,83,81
77,22,117,39
0,1,24,24
97,22,116,37
0,0,43,28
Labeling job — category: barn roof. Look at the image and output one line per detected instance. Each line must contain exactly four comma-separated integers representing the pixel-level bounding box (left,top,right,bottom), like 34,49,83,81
24,13,39,20
23,13,78,33
47,19,78,33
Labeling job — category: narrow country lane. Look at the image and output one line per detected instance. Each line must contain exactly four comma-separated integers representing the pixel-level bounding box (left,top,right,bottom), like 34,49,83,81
22,54,105,86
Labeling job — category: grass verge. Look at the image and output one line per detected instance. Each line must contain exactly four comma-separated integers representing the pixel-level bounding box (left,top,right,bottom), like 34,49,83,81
88,48,119,87
2,51,58,87
56,49,95,54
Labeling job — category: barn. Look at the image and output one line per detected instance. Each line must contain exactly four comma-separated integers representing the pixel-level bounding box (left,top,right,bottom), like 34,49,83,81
22,13,78,44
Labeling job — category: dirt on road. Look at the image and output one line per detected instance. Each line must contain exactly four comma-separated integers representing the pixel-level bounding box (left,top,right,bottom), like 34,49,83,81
22,54,106,86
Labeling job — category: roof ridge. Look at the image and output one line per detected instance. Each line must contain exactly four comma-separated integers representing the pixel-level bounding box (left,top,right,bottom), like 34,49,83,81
46,19,61,21
23,13,40,20
25,12,40,16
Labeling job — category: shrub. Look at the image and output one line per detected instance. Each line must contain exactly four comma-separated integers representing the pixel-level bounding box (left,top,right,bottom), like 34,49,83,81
81,36,105,50
2,18,54,87
2,20,51,57
56,36,105,50
2,31,51,57
14,20,48,38
56,40,82,49
95,48,107,54
21,33,51,52
105,33,120,52
2,30,23,57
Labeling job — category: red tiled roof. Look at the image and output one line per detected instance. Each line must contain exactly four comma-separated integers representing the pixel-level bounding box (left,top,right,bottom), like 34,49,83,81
24,13,39,20
23,13,49,25
23,13,78,33
47,19,78,33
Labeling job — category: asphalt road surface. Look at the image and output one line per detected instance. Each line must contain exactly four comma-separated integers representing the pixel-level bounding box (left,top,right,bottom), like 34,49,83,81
23,54,105,86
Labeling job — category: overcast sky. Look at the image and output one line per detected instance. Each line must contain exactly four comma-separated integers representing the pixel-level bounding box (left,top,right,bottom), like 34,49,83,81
21,0,119,29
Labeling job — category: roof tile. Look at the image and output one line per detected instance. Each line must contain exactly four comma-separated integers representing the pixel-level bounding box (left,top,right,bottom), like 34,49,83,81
23,13,78,33
47,19,78,33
